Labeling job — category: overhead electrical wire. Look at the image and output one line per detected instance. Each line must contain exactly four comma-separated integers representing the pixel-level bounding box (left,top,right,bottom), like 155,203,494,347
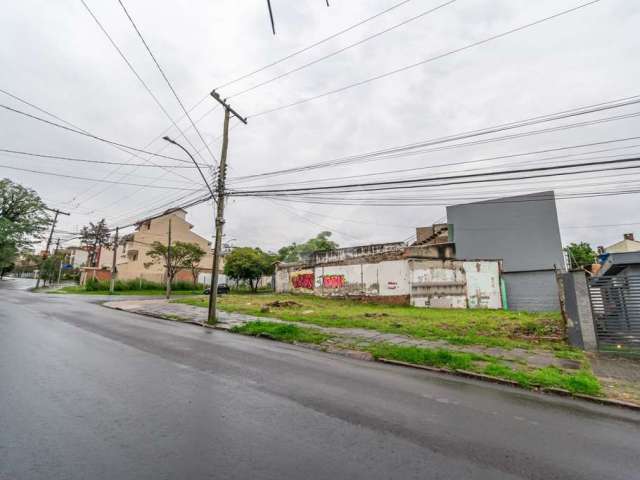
229,138,640,190
0,148,201,168
79,0,208,165
0,104,196,164
0,88,205,211
234,93,640,181
248,0,603,118
230,156,640,196
226,0,457,99
261,188,640,208
214,0,416,90
116,0,219,165
0,164,205,191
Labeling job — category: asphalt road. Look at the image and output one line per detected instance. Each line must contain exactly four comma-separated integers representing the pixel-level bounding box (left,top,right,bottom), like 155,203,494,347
1,278,639,480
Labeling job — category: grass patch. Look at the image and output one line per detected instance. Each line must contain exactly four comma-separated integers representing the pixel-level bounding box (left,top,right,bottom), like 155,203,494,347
553,349,586,361
230,321,331,344
175,293,565,351
368,343,601,396
54,285,201,296
369,343,489,370
483,364,601,396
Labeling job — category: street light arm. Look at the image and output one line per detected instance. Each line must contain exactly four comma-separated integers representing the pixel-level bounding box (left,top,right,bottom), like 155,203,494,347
163,136,216,199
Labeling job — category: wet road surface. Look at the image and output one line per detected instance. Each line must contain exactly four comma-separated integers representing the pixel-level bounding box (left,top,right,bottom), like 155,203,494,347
1,278,639,479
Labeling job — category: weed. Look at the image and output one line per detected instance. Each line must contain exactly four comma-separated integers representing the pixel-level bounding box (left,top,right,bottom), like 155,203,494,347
230,321,330,344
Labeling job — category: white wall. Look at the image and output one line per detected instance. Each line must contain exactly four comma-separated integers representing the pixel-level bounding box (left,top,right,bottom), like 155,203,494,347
277,258,502,309
314,260,409,296
463,261,502,309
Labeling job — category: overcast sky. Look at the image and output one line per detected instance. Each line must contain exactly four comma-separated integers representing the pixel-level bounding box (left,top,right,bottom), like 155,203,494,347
2,0,639,252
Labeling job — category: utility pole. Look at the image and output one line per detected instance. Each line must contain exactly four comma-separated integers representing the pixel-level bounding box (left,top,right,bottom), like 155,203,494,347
207,90,247,324
54,238,62,285
166,219,172,299
36,208,69,288
109,227,119,294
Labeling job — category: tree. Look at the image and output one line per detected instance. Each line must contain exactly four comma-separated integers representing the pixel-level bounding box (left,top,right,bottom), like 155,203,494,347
39,253,64,286
224,247,276,292
0,179,49,276
564,242,597,270
147,241,204,286
277,231,338,262
182,243,206,286
80,219,111,267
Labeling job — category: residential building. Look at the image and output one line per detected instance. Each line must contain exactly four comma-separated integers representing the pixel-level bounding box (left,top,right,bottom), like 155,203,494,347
603,233,640,254
81,209,218,285
66,246,90,269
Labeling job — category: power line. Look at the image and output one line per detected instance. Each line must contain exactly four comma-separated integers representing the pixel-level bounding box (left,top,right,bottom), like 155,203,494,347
0,148,200,168
0,88,199,214
0,103,194,163
229,137,640,189
226,0,456,99
0,164,205,191
215,0,415,90
230,156,640,196
261,188,640,207
79,0,208,164
116,0,219,165
249,0,603,118
234,94,640,181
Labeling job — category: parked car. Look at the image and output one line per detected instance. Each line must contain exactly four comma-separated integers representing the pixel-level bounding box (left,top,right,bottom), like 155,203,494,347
203,283,230,295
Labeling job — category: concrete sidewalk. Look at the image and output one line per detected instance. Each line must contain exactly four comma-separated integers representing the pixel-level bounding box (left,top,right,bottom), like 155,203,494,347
103,298,581,371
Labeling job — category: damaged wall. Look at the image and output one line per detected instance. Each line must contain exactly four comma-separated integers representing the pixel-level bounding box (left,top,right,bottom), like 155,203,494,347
276,256,502,309
314,260,410,298
312,242,406,265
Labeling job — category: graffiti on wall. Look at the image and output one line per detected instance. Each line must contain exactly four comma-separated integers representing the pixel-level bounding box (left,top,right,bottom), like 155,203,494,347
292,273,314,290
322,274,345,288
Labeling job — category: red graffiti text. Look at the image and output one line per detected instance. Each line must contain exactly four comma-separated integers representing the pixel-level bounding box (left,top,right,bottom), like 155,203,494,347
322,274,345,288
292,273,314,290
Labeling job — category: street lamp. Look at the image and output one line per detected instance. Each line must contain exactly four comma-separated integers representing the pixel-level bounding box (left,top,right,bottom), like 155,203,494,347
163,136,221,323
162,136,216,198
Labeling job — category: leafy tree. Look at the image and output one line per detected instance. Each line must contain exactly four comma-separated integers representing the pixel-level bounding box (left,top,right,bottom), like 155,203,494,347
39,253,64,286
224,247,276,292
147,241,205,287
0,179,49,275
277,231,338,262
80,219,111,267
564,242,597,270
182,242,207,286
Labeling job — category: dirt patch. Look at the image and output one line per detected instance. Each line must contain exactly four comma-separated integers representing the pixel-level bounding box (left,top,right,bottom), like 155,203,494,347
364,312,389,318
266,300,303,308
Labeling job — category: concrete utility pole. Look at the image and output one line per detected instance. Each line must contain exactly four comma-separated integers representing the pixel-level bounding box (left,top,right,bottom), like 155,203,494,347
207,90,247,324
166,219,172,299
109,227,119,294
54,238,62,285
36,208,70,288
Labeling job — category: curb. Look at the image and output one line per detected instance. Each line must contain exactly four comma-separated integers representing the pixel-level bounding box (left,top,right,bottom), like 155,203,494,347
377,358,640,412
102,302,640,412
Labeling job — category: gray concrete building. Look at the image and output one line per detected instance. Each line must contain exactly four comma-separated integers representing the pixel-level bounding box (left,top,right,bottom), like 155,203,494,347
446,191,565,311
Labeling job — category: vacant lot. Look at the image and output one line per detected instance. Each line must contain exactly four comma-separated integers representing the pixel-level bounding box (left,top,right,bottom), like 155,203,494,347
176,293,566,351
170,294,608,397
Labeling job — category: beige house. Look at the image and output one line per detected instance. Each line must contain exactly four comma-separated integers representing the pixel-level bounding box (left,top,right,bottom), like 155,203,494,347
604,233,640,254
82,209,219,285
